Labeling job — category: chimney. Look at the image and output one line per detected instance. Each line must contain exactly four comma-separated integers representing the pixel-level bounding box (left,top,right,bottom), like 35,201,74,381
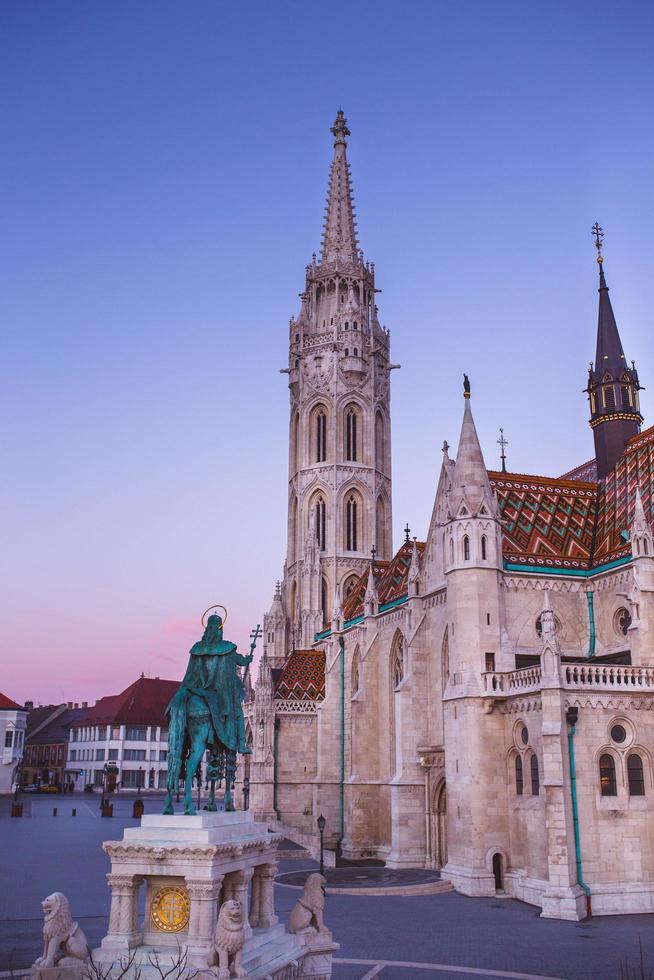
82,702,88,709
67,702,73,709
24,700,34,711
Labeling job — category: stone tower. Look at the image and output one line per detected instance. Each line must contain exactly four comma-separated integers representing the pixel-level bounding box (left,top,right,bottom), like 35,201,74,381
272,110,394,651
586,227,642,479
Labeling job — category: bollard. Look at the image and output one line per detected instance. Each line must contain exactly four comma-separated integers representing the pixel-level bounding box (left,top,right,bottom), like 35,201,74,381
53,807,57,816
72,808,76,816
101,803,113,818
11,803,23,818
132,799,144,819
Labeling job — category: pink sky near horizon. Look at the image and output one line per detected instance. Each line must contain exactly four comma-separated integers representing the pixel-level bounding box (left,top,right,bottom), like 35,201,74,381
3,3,653,707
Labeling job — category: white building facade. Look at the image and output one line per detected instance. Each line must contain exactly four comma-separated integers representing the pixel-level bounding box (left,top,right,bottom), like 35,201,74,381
0,692,27,794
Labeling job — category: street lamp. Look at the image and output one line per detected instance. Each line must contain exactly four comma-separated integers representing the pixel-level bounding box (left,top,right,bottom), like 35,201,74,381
242,776,250,811
317,813,326,877
137,766,143,798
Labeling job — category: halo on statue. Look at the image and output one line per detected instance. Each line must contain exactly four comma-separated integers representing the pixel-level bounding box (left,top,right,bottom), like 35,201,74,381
201,604,228,628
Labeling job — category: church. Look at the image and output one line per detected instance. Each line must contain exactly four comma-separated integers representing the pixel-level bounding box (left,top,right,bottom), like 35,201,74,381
245,111,654,920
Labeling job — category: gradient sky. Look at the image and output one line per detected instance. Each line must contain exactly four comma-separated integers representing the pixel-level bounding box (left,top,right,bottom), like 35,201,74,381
2,1,653,705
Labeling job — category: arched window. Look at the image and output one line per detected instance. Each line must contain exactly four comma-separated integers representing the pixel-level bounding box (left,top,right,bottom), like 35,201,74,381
599,754,617,796
375,411,385,467
321,578,328,627
463,535,470,561
627,754,645,796
342,573,359,602
449,538,454,564
290,411,299,473
481,535,487,560
515,755,524,795
389,633,405,776
289,494,298,564
345,406,358,461
530,754,540,795
376,496,388,557
314,408,327,463
345,494,359,551
315,495,326,551
441,629,450,685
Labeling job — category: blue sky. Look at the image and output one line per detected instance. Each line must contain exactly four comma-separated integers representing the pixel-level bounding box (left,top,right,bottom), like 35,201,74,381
2,1,653,702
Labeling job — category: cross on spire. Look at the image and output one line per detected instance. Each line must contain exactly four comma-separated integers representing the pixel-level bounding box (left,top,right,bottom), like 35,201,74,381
592,222,604,265
497,427,508,473
404,523,411,544
370,544,377,562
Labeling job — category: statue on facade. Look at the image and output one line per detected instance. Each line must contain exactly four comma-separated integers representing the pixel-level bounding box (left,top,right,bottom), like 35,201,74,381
163,607,257,815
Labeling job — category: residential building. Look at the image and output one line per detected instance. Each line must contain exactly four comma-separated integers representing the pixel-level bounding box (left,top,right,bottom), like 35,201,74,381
0,691,27,794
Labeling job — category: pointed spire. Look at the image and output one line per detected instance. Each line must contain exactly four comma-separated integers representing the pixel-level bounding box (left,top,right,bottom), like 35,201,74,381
332,594,344,631
631,487,654,558
586,225,642,479
320,110,359,267
408,538,421,596
450,383,494,512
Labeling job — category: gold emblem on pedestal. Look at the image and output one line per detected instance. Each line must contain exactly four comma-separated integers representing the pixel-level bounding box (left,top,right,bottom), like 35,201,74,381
151,886,191,933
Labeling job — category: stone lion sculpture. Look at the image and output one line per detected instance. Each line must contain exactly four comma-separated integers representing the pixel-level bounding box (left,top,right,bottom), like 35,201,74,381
210,898,246,980
289,872,327,935
33,893,89,970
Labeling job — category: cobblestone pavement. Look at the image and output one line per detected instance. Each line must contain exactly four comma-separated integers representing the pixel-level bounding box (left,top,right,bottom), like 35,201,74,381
1,794,652,979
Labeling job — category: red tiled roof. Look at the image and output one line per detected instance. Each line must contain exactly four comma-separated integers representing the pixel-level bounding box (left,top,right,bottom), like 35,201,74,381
274,650,325,701
83,677,179,727
559,458,598,482
593,425,654,565
341,541,425,621
0,691,23,711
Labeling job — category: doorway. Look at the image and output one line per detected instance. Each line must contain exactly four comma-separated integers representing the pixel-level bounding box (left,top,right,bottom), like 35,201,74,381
492,852,504,892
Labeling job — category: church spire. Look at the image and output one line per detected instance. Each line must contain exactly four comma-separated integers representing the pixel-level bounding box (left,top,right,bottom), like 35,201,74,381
586,224,642,480
450,377,495,515
320,110,359,267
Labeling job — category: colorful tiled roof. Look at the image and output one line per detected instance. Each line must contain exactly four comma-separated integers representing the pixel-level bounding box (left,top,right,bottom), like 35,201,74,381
559,458,598,482
489,471,597,570
0,691,23,711
593,425,654,566
341,541,425,621
274,650,325,701
82,677,179,727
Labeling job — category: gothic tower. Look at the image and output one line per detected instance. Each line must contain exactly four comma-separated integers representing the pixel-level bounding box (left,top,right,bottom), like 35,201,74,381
275,111,394,652
586,225,642,479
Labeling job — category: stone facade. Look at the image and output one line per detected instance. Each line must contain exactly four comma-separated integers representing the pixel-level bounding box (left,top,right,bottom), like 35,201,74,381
0,692,27,794
247,113,654,921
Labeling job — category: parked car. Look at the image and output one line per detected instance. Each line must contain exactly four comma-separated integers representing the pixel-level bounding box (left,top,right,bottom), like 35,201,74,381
39,784,59,793
22,785,38,793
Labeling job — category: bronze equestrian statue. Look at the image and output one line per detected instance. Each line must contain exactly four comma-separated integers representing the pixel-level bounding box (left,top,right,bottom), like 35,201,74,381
163,610,255,815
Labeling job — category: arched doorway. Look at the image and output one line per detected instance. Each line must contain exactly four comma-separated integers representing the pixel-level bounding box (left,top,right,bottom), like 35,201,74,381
429,780,447,869
492,852,504,892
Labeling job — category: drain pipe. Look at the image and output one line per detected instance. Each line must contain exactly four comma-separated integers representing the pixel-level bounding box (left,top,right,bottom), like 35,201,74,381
566,707,591,917
338,635,345,855
273,717,280,821
585,588,596,659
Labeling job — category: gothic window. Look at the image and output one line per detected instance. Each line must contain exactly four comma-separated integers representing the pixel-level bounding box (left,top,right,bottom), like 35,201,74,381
354,348,358,356
345,494,359,551
515,755,524,795
289,494,298,563
605,385,615,410
321,578,328,627
614,607,632,637
599,753,617,796
622,385,632,409
342,573,359,601
391,634,405,690
315,495,326,551
449,539,454,564
481,535,487,560
530,754,540,795
442,629,450,684
316,409,327,463
627,754,645,796
290,412,299,474
345,406,358,461
463,535,470,561
375,411,385,466
376,496,388,557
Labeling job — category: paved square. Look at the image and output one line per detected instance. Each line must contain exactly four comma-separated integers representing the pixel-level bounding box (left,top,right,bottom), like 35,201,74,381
2,794,653,979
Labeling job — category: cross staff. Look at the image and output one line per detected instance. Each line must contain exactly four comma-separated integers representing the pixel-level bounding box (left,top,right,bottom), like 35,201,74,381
242,623,262,693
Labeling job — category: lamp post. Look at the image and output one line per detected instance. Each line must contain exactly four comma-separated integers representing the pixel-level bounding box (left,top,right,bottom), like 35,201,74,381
137,766,142,798
242,776,250,811
317,813,326,877
100,765,107,812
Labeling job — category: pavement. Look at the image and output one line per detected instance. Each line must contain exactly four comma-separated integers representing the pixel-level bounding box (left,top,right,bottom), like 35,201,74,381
1,792,653,979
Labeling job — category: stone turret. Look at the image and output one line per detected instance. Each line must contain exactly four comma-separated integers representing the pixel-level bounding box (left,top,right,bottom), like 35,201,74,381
262,582,286,668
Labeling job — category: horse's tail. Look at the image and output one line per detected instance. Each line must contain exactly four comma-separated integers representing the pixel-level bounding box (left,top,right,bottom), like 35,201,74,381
166,698,186,793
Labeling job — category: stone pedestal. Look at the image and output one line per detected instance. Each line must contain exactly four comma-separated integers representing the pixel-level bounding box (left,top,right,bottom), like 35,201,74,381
94,810,337,978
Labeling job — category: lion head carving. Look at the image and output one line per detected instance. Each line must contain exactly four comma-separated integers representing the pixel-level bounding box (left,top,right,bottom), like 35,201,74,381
42,893,73,940
214,899,245,955
289,873,327,936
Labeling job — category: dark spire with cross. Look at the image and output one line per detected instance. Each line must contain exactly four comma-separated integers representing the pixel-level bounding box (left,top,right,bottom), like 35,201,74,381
497,428,508,473
404,523,411,544
586,224,643,479
370,544,377,562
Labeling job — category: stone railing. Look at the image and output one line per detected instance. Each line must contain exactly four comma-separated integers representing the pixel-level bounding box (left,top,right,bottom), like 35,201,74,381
563,663,654,690
483,666,542,695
